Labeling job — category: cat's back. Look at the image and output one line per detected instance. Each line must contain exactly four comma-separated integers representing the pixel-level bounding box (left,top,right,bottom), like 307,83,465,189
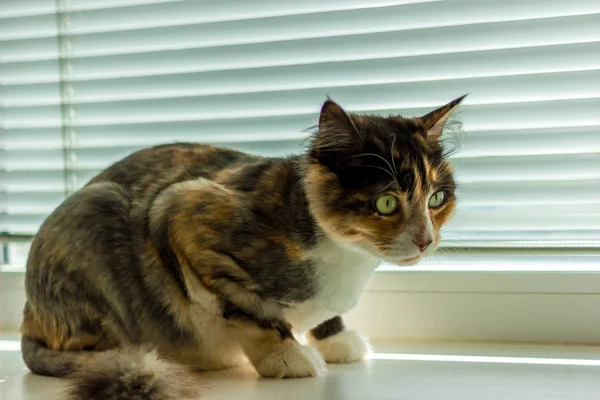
88,143,260,197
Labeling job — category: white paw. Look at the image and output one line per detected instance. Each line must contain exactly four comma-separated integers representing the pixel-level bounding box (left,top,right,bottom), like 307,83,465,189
256,342,326,379
309,330,371,364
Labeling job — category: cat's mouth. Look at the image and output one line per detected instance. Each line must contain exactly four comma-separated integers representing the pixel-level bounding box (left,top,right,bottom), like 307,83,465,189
379,252,423,265
395,255,422,265
356,241,424,266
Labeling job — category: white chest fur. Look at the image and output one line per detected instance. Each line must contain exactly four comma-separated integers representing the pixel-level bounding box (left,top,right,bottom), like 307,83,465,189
283,239,381,333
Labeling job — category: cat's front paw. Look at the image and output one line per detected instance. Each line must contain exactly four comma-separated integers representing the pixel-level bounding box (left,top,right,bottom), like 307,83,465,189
309,330,371,364
255,342,326,379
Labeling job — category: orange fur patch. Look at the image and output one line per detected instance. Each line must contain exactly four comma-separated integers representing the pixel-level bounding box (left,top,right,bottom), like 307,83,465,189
21,307,115,352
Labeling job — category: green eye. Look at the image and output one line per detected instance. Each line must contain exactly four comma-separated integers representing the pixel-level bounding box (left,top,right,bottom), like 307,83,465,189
429,191,446,209
375,195,398,215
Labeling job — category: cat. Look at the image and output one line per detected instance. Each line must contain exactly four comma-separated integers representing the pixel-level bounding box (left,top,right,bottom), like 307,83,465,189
20,95,465,400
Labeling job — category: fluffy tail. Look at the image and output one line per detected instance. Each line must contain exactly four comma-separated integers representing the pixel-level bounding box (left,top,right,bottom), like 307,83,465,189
21,336,202,400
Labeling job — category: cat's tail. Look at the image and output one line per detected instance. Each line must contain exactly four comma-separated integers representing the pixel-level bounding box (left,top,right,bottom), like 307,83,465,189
21,335,201,400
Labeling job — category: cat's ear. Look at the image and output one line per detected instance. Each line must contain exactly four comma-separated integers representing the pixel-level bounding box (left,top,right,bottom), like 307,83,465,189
419,94,467,142
314,98,362,156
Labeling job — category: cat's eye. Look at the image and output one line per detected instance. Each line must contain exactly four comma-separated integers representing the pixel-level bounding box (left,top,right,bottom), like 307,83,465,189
375,195,398,215
428,191,446,209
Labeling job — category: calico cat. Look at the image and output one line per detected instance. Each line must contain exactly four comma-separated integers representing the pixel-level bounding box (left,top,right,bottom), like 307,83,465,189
21,95,464,400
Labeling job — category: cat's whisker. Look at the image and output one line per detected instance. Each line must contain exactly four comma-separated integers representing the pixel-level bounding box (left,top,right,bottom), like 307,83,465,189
347,153,397,181
380,180,400,192
390,135,398,179
400,148,416,172
437,247,458,254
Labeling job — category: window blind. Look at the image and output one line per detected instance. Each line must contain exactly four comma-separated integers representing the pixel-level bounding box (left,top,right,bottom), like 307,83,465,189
1,0,600,268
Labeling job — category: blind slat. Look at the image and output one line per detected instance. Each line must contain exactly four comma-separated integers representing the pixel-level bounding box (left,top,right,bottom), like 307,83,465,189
1,192,64,214
452,154,600,183
449,207,600,232
0,0,184,19
0,0,426,20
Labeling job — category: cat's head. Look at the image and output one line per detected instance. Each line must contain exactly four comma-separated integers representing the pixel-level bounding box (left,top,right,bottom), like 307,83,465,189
304,95,465,265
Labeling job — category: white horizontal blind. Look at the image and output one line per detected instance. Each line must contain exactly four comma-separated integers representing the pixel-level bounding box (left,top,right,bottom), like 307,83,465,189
1,0,600,257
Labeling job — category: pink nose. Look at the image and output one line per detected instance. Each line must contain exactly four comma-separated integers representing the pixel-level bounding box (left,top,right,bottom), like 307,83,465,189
413,236,433,252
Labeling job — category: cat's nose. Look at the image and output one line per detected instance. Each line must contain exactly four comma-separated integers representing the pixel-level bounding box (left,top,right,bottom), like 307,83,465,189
412,235,433,252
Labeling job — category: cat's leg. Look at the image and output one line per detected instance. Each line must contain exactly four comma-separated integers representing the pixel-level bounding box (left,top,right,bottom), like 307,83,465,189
168,246,325,378
308,316,371,364
22,182,133,376
223,302,326,378
154,181,325,378
181,252,325,378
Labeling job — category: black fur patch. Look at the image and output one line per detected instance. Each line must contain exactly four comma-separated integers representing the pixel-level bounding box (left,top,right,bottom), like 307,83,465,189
221,301,293,340
310,316,345,340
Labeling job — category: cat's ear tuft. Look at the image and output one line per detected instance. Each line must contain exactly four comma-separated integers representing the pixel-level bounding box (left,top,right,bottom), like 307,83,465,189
313,98,362,157
419,94,467,142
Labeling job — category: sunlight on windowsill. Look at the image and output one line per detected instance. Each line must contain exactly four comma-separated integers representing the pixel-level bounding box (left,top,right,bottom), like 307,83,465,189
2,339,599,366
